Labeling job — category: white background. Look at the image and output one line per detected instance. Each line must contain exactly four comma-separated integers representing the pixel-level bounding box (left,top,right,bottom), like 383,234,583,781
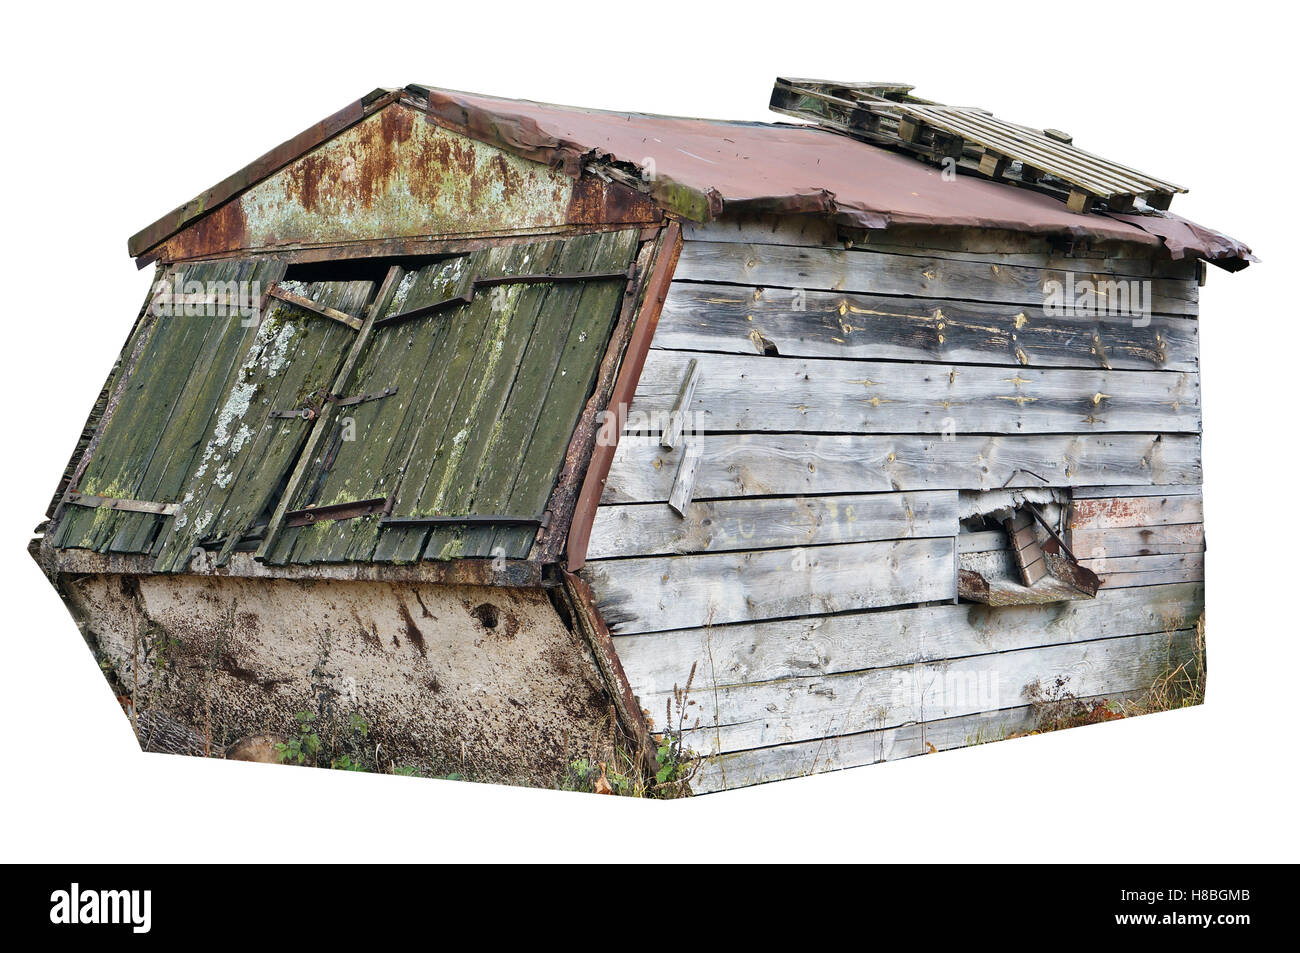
2,1,1294,863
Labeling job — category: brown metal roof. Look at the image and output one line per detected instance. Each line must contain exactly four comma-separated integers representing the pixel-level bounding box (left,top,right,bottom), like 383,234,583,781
132,84,1252,269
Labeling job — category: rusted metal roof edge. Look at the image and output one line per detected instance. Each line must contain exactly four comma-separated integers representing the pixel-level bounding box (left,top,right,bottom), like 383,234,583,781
128,83,1254,272
409,86,1251,268
127,88,402,262
407,85,721,224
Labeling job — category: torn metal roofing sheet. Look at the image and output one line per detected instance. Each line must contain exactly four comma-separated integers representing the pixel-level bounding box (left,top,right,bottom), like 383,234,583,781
411,86,1251,269
130,85,1252,269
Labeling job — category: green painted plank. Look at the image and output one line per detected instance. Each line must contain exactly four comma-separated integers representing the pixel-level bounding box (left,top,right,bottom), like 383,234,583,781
117,259,289,553
272,255,478,564
424,232,611,560
416,239,572,560
54,260,273,553
152,279,373,571
373,242,542,563
310,256,479,563
487,230,639,558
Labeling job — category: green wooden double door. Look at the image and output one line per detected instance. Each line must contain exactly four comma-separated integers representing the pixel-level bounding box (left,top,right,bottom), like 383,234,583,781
54,229,640,570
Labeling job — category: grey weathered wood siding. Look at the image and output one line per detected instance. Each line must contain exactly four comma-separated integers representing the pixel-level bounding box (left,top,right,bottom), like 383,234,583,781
581,219,1206,792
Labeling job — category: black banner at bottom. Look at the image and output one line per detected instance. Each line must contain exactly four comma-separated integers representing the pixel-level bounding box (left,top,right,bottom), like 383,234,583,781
11,864,1283,938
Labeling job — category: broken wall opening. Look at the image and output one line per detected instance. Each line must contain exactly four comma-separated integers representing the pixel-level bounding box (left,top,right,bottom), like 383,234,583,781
958,489,1099,606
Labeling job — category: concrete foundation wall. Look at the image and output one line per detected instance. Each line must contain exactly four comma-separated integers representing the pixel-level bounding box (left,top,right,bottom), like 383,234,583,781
60,573,619,785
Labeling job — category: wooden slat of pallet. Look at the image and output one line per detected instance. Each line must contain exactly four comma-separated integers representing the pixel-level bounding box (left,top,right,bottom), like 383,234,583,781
668,628,1195,755
582,536,955,636
673,242,1199,316
1069,493,1204,530
614,582,1204,698
587,490,959,559
654,283,1199,371
601,434,1202,504
632,350,1201,435
1069,523,1205,560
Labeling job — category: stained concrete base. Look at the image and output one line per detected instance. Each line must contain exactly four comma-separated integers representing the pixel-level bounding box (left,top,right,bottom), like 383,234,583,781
57,573,621,786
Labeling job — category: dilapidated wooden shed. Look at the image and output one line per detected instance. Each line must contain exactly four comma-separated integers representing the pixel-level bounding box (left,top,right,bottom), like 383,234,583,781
33,81,1250,793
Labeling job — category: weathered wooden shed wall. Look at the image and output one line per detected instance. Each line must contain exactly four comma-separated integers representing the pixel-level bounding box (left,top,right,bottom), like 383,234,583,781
582,216,1206,791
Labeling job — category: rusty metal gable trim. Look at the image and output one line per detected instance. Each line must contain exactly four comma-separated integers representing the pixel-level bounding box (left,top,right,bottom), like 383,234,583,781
127,88,402,261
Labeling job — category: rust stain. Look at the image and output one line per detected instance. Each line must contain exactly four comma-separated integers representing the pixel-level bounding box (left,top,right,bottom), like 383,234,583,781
567,175,661,225
160,199,248,262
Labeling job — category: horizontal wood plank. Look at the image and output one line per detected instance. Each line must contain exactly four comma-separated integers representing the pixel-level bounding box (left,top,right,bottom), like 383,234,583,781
1071,483,1201,498
655,282,1199,371
1069,493,1204,530
682,219,1197,280
1091,553,1205,588
601,434,1202,503
615,581,1204,698
674,241,1199,316
670,628,1195,754
691,690,1145,792
1070,523,1205,560
587,490,958,559
633,350,1201,435
582,536,955,635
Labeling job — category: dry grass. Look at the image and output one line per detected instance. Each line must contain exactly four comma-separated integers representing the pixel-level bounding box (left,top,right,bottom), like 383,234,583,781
1119,612,1207,716
1017,612,1207,737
